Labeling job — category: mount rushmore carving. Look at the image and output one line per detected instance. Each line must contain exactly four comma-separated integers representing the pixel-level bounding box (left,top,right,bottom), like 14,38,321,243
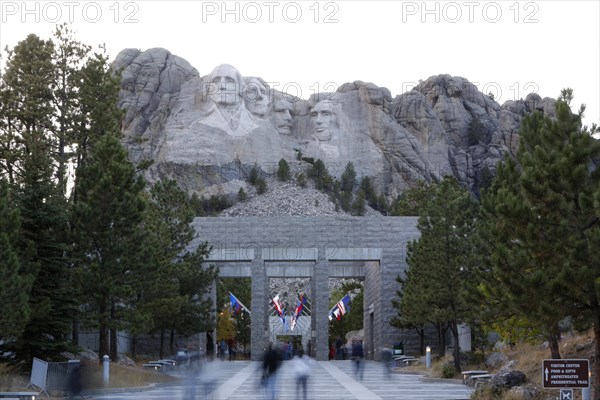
115,47,556,200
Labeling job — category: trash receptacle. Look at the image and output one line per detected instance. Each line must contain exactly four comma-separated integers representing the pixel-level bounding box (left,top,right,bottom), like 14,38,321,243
393,342,404,356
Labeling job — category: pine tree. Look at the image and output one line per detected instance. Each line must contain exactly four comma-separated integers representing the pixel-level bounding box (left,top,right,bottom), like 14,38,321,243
0,180,32,345
237,187,248,202
478,94,600,394
71,134,146,360
277,159,290,181
393,177,478,371
50,24,92,194
296,173,307,188
255,178,268,194
248,165,259,185
351,190,366,216
0,33,75,362
0,34,54,186
340,162,356,192
14,141,74,361
307,159,333,191
0,27,99,193
391,267,430,355
138,180,217,358
390,180,436,216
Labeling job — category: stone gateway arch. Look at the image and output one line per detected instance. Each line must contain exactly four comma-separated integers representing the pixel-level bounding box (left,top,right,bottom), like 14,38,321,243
189,216,419,361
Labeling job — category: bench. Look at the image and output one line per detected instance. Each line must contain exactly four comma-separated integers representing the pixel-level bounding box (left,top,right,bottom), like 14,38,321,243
462,370,489,383
392,355,417,367
0,392,38,400
471,374,493,389
143,363,162,371
402,358,420,366
148,360,173,368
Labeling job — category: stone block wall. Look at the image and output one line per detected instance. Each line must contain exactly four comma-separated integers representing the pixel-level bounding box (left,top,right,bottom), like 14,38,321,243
191,216,420,361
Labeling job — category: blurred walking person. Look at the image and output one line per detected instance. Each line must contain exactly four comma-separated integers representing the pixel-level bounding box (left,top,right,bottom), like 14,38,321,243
291,349,314,400
351,339,364,380
67,364,82,399
261,343,282,400
380,345,393,380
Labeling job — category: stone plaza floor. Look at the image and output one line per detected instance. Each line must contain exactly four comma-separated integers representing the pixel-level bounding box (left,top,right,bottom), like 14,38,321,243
91,359,473,400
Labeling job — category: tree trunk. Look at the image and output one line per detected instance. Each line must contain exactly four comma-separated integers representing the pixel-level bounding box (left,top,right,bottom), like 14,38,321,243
98,303,109,362
450,322,461,373
109,302,118,361
72,319,78,345
160,327,166,359
416,326,425,355
548,332,561,360
437,323,447,357
99,324,109,362
170,329,175,355
131,334,137,360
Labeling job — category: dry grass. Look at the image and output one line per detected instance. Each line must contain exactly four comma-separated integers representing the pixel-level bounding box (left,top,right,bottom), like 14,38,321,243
80,360,177,389
402,330,595,400
0,363,29,391
0,359,176,394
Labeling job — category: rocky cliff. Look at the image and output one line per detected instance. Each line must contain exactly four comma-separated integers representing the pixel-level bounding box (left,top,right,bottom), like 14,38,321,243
114,47,556,200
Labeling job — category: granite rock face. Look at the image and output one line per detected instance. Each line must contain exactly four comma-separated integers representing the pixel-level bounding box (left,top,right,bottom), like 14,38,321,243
114,49,554,199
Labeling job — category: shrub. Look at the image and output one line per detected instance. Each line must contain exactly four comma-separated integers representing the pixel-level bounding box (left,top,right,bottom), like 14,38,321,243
277,159,291,181
297,173,307,188
442,363,457,379
248,165,259,185
351,190,366,216
307,159,333,191
256,178,267,194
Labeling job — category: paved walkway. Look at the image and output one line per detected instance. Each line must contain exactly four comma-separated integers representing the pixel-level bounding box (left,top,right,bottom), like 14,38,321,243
92,360,473,400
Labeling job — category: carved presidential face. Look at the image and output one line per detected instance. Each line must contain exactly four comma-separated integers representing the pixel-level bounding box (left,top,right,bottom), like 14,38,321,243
269,99,294,135
207,64,242,106
310,101,338,141
244,77,269,118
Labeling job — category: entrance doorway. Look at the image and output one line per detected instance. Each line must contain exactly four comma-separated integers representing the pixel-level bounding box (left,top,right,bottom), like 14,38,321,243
216,277,252,360
328,278,364,361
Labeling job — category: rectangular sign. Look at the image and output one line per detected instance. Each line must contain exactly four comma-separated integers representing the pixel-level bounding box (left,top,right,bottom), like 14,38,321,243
560,388,573,400
542,359,589,388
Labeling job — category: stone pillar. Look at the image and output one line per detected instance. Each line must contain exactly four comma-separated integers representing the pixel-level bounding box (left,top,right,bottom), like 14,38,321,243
250,259,267,361
364,261,382,360
312,258,329,361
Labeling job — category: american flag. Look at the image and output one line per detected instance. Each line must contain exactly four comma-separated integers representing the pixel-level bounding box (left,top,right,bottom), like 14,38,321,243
329,294,351,321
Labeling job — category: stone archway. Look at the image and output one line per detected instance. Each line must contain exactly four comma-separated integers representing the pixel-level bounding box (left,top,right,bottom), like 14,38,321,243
191,216,419,361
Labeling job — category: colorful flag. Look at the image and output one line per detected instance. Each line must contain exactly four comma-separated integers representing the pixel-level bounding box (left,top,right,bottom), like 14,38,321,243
290,294,307,332
272,294,287,328
229,292,250,314
328,294,351,321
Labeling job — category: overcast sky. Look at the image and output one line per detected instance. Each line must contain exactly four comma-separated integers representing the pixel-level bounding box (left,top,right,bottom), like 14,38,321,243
1,0,599,126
